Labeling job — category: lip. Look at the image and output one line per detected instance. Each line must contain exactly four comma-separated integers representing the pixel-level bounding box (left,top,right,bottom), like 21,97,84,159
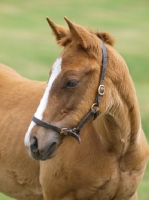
41,142,57,160
29,143,57,161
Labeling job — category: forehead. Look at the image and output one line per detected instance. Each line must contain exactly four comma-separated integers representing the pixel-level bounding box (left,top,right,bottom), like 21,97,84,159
60,45,97,73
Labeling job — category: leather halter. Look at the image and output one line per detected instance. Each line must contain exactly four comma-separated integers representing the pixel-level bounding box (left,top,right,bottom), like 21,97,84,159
32,42,108,143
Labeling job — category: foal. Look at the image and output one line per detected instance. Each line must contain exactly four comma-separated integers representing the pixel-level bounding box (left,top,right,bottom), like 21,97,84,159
25,17,149,200
0,17,148,200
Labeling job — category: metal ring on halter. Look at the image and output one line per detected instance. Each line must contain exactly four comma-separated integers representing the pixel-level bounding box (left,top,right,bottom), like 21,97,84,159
60,128,68,135
73,128,77,132
91,103,99,110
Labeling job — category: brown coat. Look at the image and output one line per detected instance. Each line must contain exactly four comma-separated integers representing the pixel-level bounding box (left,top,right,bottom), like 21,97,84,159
0,17,149,200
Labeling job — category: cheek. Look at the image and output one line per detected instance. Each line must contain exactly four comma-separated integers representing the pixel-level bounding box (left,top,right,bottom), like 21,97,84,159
43,92,77,126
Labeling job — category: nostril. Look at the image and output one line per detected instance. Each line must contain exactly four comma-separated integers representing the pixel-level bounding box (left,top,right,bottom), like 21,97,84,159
30,137,38,153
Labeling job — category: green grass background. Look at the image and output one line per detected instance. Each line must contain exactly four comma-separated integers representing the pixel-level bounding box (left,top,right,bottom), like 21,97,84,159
0,0,149,199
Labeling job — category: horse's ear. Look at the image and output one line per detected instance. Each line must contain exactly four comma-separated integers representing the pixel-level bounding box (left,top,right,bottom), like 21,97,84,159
64,17,90,49
95,32,115,46
46,17,71,46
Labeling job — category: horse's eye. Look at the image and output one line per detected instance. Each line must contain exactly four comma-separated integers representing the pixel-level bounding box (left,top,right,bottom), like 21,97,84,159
66,80,79,88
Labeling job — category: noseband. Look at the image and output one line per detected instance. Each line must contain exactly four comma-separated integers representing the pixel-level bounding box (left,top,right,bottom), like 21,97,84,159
32,42,108,143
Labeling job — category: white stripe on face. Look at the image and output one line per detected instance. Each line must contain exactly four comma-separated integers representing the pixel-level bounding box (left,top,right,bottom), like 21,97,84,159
24,58,62,146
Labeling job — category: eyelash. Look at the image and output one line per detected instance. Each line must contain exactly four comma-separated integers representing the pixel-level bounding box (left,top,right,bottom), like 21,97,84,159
65,80,80,88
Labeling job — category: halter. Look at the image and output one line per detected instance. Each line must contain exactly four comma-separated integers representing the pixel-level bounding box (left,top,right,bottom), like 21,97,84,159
32,42,108,143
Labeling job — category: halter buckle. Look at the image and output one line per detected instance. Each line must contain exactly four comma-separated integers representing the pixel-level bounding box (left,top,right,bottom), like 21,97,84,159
98,85,105,96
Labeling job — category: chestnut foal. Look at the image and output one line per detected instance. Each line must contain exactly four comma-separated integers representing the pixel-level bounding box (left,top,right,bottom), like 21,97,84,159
0,17,148,200
25,18,149,200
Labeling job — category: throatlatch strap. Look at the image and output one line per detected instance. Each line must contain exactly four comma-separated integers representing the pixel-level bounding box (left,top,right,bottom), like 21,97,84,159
100,42,108,85
95,42,108,106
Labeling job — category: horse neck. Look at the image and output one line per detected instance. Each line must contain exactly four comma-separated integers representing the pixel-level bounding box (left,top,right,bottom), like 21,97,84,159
92,47,141,157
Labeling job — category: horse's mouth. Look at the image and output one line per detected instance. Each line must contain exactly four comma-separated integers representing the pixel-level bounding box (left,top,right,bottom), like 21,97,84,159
29,142,57,161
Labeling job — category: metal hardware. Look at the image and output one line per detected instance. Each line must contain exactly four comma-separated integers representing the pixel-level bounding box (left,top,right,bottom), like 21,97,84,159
60,128,68,135
91,103,98,110
73,128,77,132
98,85,105,95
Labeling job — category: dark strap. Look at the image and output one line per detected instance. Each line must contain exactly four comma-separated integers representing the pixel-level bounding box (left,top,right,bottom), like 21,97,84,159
75,105,99,134
32,116,82,143
76,41,108,134
32,41,108,143
100,42,108,85
32,116,61,132
95,42,108,106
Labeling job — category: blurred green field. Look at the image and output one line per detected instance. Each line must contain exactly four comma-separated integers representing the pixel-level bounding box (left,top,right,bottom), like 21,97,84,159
0,0,149,199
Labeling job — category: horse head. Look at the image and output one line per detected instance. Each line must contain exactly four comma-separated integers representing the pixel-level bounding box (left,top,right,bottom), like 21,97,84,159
24,17,114,160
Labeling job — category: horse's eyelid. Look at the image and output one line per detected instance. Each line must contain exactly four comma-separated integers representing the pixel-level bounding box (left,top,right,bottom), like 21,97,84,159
65,80,80,88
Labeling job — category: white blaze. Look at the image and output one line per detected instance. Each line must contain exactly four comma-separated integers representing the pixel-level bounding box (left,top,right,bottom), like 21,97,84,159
24,58,62,146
